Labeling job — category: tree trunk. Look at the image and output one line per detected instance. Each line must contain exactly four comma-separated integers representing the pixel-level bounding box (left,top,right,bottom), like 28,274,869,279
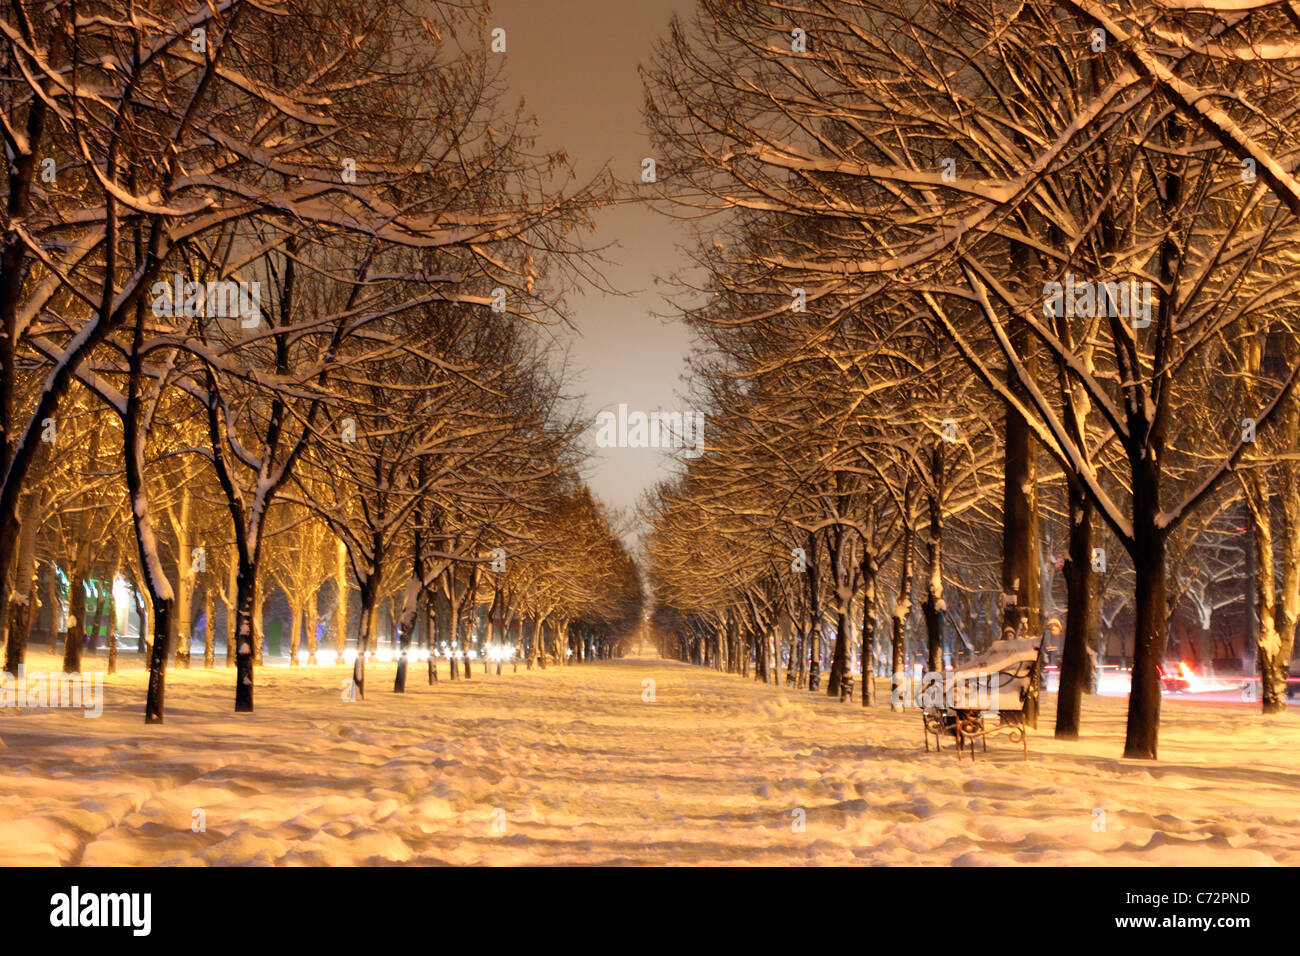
144,593,173,724
225,555,237,667
128,403,174,723
252,574,266,666
744,625,752,677
2,503,35,672
203,586,216,668
1249,467,1282,713
434,606,444,681
138,586,152,658
289,601,302,667
530,614,543,669
890,492,915,711
335,540,349,663
1263,365,1300,713
923,444,945,675
85,591,108,659
1123,462,1168,759
233,560,258,712
827,524,850,697
107,582,118,675
350,576,379,699
172,575,191,669
490,588,505,672
46,567,58,653
1002,400,1040,638
394,580,420,693
61,564,86,674
1055,482,1094,739
794,622,805,687
462,608,474,679
805,530,821,691
449,591,461,678
1003,237,1041,641
860,531,878,708
394,619,408,692
173,489,193,669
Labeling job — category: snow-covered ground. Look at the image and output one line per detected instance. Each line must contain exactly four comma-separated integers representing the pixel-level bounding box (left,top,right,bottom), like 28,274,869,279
1,649,1297,865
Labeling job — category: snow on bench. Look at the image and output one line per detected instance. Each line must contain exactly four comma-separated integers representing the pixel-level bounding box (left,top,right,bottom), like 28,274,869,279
922,635,1046,759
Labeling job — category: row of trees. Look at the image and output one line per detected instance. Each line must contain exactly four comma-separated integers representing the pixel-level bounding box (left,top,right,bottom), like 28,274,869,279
640,0,1300,758
0,0,642,722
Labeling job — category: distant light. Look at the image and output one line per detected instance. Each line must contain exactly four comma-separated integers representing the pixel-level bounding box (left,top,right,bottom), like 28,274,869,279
112,574,130,619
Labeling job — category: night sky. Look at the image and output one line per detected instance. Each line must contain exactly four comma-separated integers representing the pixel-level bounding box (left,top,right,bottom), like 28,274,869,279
490,0,700,532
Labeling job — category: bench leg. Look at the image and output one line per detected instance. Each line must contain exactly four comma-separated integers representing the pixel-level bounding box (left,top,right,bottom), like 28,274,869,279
965,716,983,761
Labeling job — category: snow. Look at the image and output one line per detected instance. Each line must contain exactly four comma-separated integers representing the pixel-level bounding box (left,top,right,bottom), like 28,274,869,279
0,650,1297,865
131,493,175,603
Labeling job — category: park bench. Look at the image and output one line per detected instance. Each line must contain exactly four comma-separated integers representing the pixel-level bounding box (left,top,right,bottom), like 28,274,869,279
921,635,1046,759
